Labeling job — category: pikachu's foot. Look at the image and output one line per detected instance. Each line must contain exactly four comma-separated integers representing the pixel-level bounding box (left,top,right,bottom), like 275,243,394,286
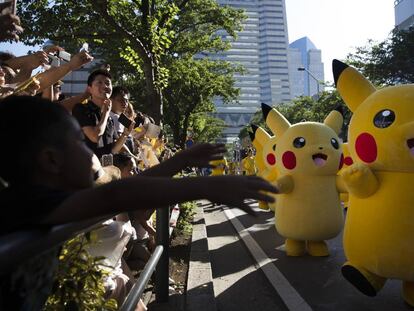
285,239,306,257
403,281,414,307
258,201,270,211
268,204,275,212
341,262,386,296
307,240,329,257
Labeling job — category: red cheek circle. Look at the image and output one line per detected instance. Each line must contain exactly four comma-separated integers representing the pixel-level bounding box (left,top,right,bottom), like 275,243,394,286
339,153,344,170
355,133,377,163
266,153,276,166
282,151,296,170
344,156,354,166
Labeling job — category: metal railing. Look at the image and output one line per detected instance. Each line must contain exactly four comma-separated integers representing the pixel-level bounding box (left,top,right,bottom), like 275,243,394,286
0,205,178,309
120,245,164,311
0,216,110,274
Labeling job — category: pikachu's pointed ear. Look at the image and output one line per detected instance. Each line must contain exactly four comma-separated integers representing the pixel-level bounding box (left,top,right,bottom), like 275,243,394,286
324,106,343,135
250,124,271,148
261,103,290,136
333,59,376,112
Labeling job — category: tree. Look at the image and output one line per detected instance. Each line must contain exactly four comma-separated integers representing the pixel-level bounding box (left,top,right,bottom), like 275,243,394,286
163,57,241,146
17,0,245,124
240,90,351,142
346,27,414,85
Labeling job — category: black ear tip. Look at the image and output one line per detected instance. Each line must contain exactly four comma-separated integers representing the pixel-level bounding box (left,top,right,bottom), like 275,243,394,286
334,104,344,116
249,124,258,141
248,130,255,141
261,103,272,119
332,59,349,86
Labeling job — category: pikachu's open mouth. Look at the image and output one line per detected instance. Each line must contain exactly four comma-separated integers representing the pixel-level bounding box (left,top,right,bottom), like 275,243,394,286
407,138,414,156
312,153,328,167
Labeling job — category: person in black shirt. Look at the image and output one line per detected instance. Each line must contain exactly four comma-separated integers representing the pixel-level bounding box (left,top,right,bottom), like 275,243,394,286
72,69,133,160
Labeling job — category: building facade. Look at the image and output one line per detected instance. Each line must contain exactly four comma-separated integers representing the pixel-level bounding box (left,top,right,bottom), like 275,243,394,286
395,0,414,30
288,36,324,98
213,0,291,142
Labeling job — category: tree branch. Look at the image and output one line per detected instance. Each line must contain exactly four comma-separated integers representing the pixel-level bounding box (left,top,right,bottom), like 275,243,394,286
89,0,150,61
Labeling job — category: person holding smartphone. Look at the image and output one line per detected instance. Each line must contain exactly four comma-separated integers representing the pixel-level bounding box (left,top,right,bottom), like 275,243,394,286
72,70,134,160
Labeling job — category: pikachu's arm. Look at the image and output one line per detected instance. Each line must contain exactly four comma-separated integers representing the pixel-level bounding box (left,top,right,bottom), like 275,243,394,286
274,175,294,194
335,175,348,194
340,163,379,198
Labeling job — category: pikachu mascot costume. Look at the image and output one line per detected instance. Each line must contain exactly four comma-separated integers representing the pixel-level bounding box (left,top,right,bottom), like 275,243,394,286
210,158,227,176
338,143,352,209
249,124,278,210
334,59,414,306
261,103,344,256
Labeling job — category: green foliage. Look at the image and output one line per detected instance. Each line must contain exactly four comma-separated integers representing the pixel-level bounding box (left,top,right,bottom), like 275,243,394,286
43,235,117,311
346,27,414,85
174,201,197,236
163,57,242,146
240,90,352,142
189,113,226,144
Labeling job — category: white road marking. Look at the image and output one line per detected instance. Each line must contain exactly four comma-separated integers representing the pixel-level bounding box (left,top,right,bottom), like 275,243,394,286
223,207,313,311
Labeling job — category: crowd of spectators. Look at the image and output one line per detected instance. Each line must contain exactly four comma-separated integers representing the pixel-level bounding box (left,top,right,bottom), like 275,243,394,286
0,4,277,310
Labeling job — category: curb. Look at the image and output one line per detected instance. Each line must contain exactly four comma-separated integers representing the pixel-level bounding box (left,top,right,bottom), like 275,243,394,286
186,202,217,311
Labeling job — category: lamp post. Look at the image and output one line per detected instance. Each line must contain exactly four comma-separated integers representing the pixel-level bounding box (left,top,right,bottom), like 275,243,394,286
298,67,322,98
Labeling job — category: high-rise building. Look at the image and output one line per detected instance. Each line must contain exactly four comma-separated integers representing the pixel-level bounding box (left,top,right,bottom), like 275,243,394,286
395,0,414,30
288,36,324,98
213,0,291,142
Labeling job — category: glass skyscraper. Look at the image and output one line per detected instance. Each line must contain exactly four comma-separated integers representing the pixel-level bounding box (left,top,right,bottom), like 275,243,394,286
288,36,324,98
212,0,291,142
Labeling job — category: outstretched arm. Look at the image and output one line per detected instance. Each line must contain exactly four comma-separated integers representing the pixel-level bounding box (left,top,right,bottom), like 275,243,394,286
140,143,226,177
340,163,379,198
42,175,278,224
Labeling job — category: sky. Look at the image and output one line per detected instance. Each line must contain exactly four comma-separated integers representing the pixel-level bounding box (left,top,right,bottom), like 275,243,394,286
0,0,396,84
285,0,396,83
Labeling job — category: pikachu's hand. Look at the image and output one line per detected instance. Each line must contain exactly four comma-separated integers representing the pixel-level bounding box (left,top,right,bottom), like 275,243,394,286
341,163,379,198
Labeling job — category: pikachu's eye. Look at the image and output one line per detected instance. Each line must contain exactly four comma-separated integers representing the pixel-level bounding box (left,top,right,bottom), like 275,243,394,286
293,137,306,148
374,109,395,128
272,144,276,151
331,138,339,149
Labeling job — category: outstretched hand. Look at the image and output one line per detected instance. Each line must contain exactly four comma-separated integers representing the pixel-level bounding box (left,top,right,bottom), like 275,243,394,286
207,175,278,216
177,143,226,168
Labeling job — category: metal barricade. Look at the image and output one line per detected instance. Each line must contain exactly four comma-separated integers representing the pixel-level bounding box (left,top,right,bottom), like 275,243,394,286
120,245,164,311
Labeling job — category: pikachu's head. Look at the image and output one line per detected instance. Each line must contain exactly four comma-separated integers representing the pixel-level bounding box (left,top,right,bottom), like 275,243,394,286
334,59,414,172
250,124,277,171
261,103,343,176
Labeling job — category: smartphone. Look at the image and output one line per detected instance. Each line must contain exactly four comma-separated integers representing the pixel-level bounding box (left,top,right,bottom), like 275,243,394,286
101,154,113,167
146,123,161,139
58,50,71,62
118,113,133,128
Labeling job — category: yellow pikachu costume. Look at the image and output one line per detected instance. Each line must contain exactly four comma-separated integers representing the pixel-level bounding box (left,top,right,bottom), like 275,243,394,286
261,103,344,256
334,59,414,306
338,143,352,209
249,124,278,210
210,158,227,176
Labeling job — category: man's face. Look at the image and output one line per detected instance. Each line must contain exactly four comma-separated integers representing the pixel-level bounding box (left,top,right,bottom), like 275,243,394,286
120,158,137,178
88,75,112,101
112,92,129,114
